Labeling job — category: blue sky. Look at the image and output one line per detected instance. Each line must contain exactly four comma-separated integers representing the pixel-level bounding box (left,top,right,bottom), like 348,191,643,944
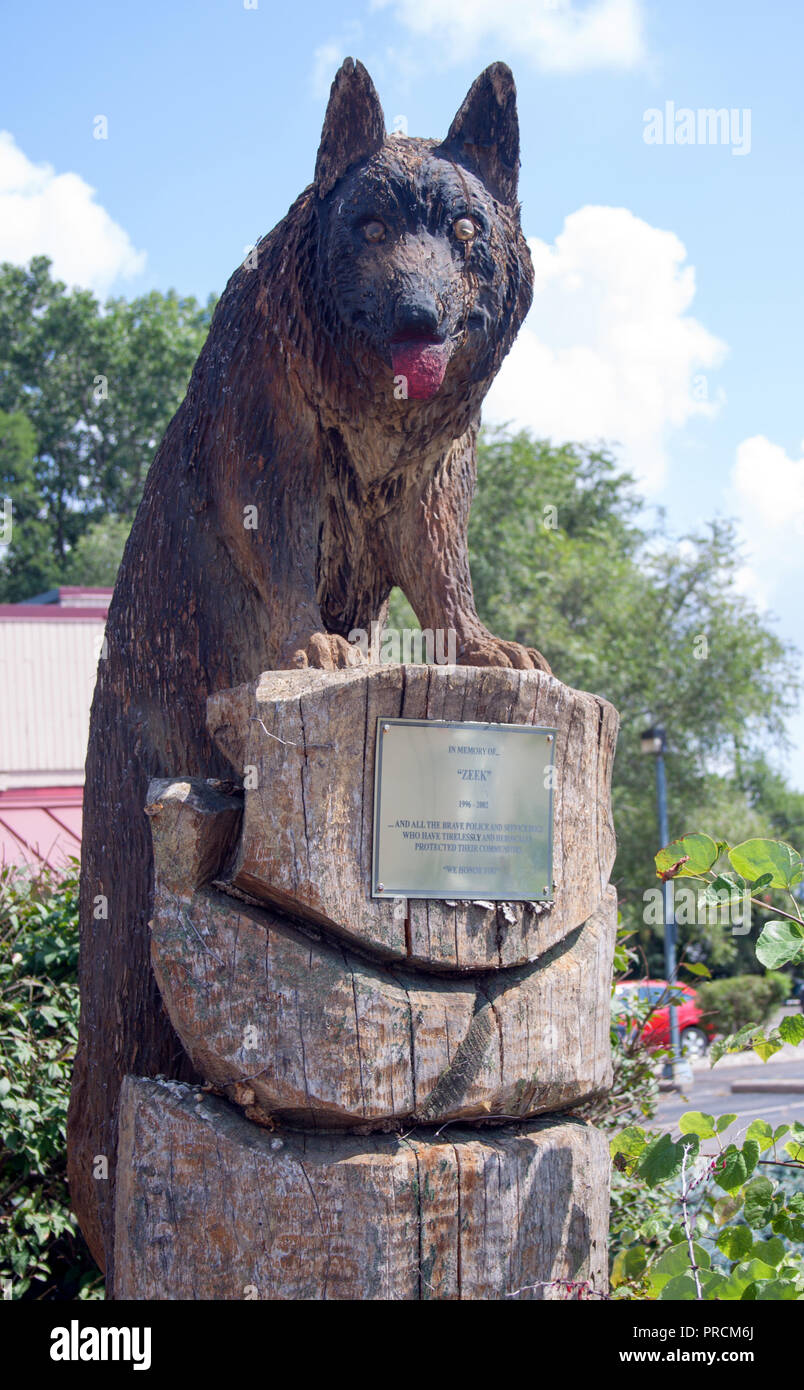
2,0,803,782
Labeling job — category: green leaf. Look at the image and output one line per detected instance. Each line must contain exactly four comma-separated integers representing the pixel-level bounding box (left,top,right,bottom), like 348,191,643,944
743,1176,774,1229
699,1271,729,1298
749,872,774,891
679,1110,716,1139
713,1195,743,1226
784,1137,804,1162
714,1141,760,1193
611,1245,648,1287
710,1260,772,1300
745,1119,775,1152
755,1279,801,1300
708,872,745,898
751,1237,785,1268
716,1225,753,1261
682,962,712,978
728,838,803,891
610,1125,648,1174
647,1242,710,1296
637,1132,700,1187
653,1241,711,1277
756,921,804,970
752,1030,784,1062
656,834,719,879
739,1257,778,1282
779,1014,804,1046
715,1113,738,1134
709,1021,762,1066
658,1273,698,1300
771,1211,804,1241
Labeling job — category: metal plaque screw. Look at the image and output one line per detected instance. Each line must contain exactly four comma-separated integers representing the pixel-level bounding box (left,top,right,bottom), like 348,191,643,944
377,882,385,893
383,724,391,733
546,735,553,743
543,885,549,893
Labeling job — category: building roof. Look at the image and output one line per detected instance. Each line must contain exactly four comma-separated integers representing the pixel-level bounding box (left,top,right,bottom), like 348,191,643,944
0,785,82,870
0,589,110,867
17,586,114,607
0,604,110,620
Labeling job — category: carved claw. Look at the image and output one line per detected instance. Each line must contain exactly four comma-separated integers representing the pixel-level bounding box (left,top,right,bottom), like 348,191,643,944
457,634,551,674
292,632,366,671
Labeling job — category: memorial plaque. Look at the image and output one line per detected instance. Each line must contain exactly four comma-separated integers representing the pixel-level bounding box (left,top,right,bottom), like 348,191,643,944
372,718,555,901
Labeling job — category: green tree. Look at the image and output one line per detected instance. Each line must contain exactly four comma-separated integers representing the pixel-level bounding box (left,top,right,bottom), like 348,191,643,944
738,758,804,851
89,288,216,517
0,257,214,600
0,409,60,601
60,516,130,588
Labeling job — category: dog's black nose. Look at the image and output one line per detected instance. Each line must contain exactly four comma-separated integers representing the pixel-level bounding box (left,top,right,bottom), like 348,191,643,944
392,298,441,340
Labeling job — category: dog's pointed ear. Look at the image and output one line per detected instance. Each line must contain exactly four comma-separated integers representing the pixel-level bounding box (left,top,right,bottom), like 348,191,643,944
438,62,521,204
315,58,386,198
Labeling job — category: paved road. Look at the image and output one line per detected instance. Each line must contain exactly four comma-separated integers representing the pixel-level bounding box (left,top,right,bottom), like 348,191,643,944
656,1056,804,1142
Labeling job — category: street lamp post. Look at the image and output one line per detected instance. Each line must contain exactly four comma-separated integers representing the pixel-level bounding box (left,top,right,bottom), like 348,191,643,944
640,724,690,1085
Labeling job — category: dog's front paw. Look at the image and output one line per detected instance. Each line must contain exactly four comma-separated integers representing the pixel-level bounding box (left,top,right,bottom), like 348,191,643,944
291,632,366,671
458,633,551,675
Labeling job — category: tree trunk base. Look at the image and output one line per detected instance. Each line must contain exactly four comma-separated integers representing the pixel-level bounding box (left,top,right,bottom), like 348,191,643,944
112,1076,608,1301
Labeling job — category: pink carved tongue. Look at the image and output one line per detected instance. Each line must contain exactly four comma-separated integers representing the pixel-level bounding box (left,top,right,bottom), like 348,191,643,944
391,340,449,401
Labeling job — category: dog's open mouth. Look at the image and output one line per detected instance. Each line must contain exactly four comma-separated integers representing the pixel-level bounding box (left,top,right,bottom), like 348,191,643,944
390,333,451,401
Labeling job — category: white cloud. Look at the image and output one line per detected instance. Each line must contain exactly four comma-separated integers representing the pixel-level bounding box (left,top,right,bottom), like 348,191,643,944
485,205,727,489
369,0,646,72
730,436,804,789
0,132,145,296
730,435,804,606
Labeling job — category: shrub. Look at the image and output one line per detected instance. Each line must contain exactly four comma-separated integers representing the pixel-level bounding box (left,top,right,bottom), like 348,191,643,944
696,972,790,1035
606,831,804,1300
0,860,102,1299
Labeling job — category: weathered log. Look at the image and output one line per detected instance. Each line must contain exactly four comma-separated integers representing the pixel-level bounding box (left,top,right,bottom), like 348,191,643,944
113,1077,609,1301
114,658,618,1300
147,778,615,1127
207,664,618,969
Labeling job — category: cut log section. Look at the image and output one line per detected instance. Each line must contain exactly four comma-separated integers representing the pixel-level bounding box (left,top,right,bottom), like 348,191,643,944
146,777,616,1128
149,847,615,1127
206,664,618,969
113,1077,609,1301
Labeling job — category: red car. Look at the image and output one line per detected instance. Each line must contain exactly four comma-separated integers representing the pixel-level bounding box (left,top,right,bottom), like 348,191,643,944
613,979,717,1057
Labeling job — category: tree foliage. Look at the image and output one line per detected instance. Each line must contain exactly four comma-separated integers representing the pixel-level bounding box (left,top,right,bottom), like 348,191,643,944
0,863,101,1298
0,257,214,600
606,850,804,1303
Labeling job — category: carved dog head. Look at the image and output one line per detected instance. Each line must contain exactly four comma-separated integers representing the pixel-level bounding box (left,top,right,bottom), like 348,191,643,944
312,60,534,401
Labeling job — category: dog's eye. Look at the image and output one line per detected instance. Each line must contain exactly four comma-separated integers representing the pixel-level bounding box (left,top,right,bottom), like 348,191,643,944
362,220,386,244
453,217,478,242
